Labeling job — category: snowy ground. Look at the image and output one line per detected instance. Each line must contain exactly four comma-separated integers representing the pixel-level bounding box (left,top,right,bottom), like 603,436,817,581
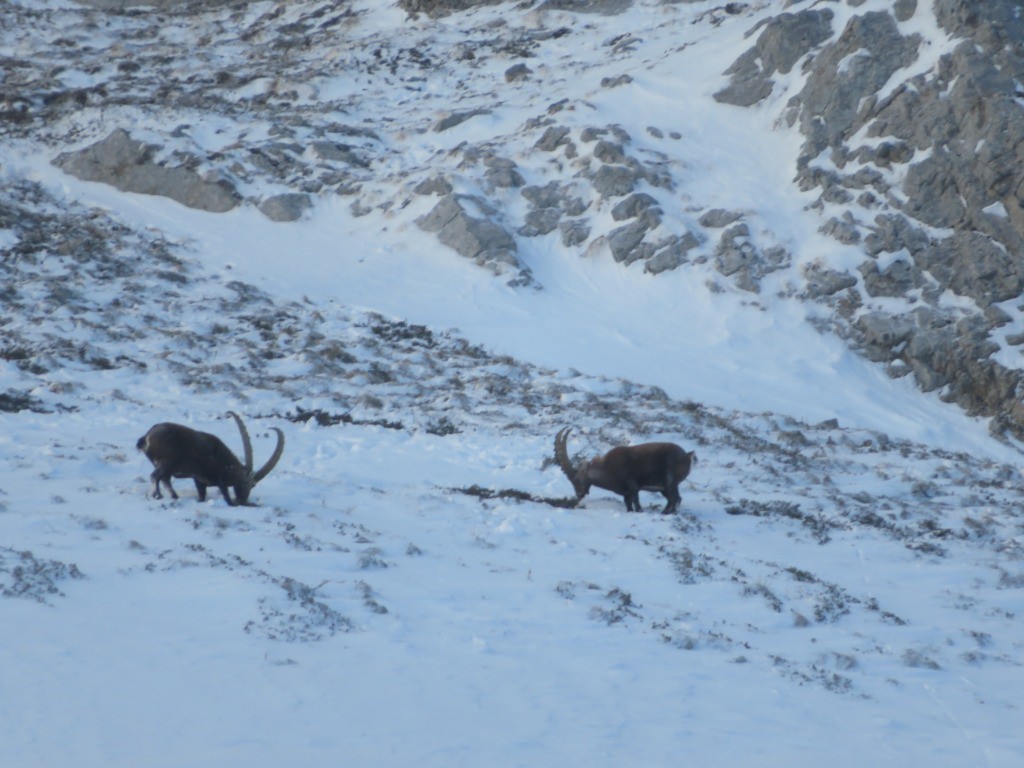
2,0,1023,766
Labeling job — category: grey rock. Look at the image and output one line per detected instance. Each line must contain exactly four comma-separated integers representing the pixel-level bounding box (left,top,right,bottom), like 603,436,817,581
863,214,931,257
535,126,572,152
859,257,922,298
580,125,631,144
601,74,634,88
486,168,526,189
559,219,591,247
802,262,858,298
416,194,468,234
505,64,532,82
593,140,626,164
917,231,1024,307
404,0,616,12
520,182,562,210
519,208,563,237
311,141,368,168
819,216,861,245
521,183,564,210
484,157,525,189
398,0,503,16
535,0,634,14
258,193,312,222
901,152,967,229
715,225,789,291
699,208,743,228
854,311,917,361
73,0,248,7
855,141,913,169
520,182,587,218
416,195,519,273
413,175,454,197
440,216,515,262
894,0,917,21
433,109,491,132
793,12,920,149
716,248,759,287
644,232,700,274
611,193,660,222
608,219,651,263
53,129,240,213
714,9,834,106
590,164,639,198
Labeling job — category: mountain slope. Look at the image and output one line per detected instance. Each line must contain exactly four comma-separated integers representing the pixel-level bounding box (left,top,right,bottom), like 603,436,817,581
2,1,1023,766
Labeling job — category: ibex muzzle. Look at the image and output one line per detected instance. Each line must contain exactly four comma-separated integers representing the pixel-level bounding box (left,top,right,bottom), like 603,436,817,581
554,427,695,514
137,412,284,506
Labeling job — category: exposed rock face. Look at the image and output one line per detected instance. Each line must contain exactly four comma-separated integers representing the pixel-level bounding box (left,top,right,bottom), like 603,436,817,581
716,0,1024,440
15,0,1024,439
714,9,835,107
399,0,632,15
416,195,531,285
72,0,247,7
398,0,504,16
53,130,240,213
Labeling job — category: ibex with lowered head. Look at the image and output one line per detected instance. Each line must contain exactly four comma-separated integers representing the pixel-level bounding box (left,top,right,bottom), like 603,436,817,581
554,427,695,514
137,412,284,506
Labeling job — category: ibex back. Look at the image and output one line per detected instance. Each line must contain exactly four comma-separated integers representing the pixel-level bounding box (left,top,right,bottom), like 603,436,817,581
137,412,284,506
555,427,695,514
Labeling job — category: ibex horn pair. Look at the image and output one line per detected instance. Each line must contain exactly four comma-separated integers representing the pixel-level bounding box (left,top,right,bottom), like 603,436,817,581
554,427,695,514
137,412,284,506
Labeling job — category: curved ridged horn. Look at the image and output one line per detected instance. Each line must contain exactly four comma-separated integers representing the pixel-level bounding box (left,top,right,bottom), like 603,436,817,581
227,411,253,473
252,427,285,484
554,427,587,500
555,427,575,480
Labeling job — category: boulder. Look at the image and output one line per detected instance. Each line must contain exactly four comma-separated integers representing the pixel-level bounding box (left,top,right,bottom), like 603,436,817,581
416,195,521,275
521,182,585,215
259,193,312,222
611,193,660,222
505,64,532,83
714,224,789,292
559,219,590,247
644,232,700,275
590,164,639,198
53,129,240,213
607,219,651,263
519,208,563,237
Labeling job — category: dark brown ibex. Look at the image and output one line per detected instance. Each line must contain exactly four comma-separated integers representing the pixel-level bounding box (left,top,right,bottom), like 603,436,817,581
137,412,284,506
554,427,695,514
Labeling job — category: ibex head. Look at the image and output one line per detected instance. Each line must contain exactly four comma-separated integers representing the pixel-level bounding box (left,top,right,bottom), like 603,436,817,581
137,411,285,506
554,426,593,502
554,427,695,514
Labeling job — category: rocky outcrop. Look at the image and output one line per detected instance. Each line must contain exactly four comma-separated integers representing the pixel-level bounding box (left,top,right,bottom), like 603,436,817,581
53,129,240,213
714,9,835,108
399,0,632,16
717,0,1024,440
259,193,313,222
416,194,531,285
19,0,1024,440
398,0,503,16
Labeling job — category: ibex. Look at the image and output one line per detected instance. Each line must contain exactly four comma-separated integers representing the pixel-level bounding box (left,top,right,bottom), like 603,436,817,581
137,412,284,506
554,427,695,514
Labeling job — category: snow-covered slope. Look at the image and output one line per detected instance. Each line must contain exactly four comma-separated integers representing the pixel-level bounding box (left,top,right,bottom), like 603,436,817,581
1,1,1023,766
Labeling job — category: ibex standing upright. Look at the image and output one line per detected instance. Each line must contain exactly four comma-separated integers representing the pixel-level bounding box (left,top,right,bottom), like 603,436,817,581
554,427,695,514
138,411,284,506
